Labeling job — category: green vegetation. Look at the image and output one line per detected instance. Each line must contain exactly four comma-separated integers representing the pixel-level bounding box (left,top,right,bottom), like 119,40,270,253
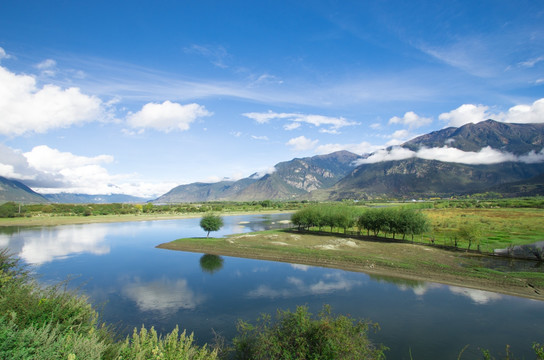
200,214,224,237
233,305,386,360
0,200,305,220
292,204,430,241
0,249,218,360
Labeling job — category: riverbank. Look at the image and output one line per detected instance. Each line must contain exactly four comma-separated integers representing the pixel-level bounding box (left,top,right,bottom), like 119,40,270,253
158,229,544,301
0,210,292,227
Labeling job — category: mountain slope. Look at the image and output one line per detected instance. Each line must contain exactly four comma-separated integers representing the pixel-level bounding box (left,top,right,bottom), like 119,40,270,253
155,150,363,203
326,121,544,200
403,120,544,154
0,176,49,204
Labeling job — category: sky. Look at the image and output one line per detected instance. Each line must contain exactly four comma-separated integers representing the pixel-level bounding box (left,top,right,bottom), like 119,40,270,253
0,0,543,198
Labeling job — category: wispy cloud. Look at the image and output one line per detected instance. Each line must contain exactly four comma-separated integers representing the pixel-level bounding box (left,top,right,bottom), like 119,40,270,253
184,44,230,68
243,110,358,133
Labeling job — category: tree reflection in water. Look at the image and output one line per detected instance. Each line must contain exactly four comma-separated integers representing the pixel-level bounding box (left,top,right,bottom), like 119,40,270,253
199,254,224,274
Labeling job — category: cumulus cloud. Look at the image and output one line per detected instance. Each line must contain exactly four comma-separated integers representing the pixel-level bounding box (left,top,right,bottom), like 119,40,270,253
503,98,544,124
438,104,492,127
243,110,357,133
389,111,432,129
0,65,107,136
127,101,212,133
286,136,318,151
356,145,544,166
0,144,174,198
439,98,544,127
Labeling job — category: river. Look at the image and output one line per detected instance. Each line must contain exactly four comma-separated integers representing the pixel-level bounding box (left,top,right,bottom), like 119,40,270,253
1,213,542,359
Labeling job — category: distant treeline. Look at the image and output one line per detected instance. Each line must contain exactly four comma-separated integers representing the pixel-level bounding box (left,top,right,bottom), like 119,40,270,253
0,200,305,218
291,204,430,240
1,197,543,219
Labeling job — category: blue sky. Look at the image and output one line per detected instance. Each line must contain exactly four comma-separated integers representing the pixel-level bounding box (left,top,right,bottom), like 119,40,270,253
0,0,543,198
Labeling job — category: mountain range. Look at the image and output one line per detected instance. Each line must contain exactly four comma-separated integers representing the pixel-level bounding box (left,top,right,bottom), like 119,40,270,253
2,120,544,204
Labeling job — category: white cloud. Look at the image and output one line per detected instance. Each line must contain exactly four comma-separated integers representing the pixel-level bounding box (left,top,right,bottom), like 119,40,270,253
184,44,229,68
127,101,212,133
284,122,301,130
24,145,113,172
519,56,544,68
370,123,382,130
503,98,544,124
251,135,269,141
439,98,544,127
0,144,173,198
35,59,57,76
438,104,492,127
389,111,432,129
356,147,415,164
356,145,543,166
0,47,12,61
243,111,358,133
0,66,106,136
286,136,318,151
417,146,517,164
315,141,380,155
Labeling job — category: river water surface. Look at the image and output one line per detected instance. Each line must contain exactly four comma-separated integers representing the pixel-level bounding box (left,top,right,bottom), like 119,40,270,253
1,213,542,359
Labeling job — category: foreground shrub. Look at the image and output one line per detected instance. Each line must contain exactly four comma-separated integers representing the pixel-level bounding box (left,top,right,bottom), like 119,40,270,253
232,304,387,360
117,325,218,360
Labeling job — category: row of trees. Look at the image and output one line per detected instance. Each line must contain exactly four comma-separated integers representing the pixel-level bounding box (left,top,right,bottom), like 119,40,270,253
0,201,308,218
291,204,430,241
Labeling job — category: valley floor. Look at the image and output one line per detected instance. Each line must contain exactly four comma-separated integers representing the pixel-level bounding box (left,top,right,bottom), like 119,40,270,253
158,230,544,301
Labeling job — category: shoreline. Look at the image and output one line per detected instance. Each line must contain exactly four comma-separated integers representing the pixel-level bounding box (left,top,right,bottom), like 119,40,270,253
157,231,544,302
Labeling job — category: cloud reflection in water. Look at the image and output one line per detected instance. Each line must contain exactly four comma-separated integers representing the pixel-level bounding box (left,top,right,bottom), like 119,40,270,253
247,272,362,299
2,225,110,265
122,277,205,313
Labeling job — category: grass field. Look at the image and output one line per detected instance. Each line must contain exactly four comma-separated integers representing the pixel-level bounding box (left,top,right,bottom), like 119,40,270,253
423,208,544,252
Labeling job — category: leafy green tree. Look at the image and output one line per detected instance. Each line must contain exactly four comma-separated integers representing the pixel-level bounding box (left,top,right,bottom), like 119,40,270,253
458,223,480,250
200,214,224,237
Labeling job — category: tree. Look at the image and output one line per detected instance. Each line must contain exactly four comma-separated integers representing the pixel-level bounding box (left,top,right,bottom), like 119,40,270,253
200,214,224,237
